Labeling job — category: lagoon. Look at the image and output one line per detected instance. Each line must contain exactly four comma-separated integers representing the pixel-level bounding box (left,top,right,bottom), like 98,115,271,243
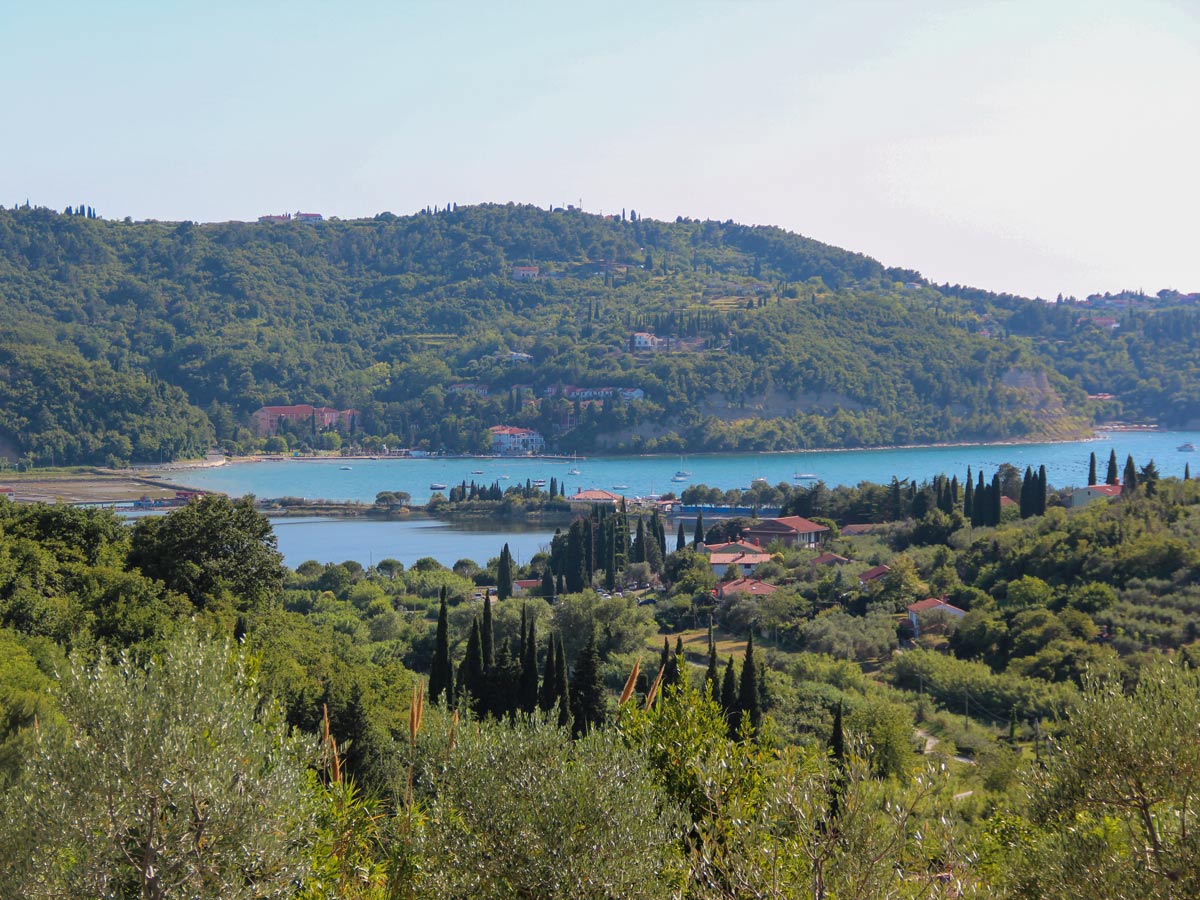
169,430,1200,507
162,430,1200,567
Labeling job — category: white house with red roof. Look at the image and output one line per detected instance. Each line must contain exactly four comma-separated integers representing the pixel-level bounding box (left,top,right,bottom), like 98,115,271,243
251,404,358,437
1070,483,1123,508
811,551,849,566
488,425,545,455
716,578,778,600
707,549,773,578
743,516,829,549
906,597,967,637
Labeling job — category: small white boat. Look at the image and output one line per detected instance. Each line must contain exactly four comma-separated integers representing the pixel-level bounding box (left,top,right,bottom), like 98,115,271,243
612,484,629,490
1179,443,1195,452
339,466,352,471
793,472,817,480
568,467,582,475
532,478,547,487
471,469,485,474
429,482,447,491
499,474,510,479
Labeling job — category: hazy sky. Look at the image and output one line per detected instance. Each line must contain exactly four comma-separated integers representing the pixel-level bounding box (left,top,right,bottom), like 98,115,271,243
3,0,1197,298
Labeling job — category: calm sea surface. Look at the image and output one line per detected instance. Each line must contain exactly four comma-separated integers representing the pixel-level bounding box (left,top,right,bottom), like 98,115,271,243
161,430,1200,567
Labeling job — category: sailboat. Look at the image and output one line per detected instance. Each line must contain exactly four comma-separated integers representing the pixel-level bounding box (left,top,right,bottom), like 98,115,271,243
672,455,691,482
567,452,582,476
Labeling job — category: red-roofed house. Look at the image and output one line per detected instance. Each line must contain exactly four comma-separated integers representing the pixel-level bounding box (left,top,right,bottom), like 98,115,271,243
906,597,967,636
702,541,763,556
513,578,542,595
570,488,623,504
489,425,545,455
512,265,540,281
717,578,778,600
811,552,849,566
708,551,773,577
858,564,891,586
840,523,876,536
743,516,829,549
1071,484,1123,508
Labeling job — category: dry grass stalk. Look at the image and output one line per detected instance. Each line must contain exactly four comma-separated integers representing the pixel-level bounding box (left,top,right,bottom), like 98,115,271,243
619,660,641,705
409,679,425,749
447,709,459,758
644,664,666,711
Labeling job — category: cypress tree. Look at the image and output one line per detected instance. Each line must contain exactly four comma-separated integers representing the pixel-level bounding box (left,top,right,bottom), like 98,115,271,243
459,618,485,714
1186,463,1191,481
541,568,555,597
430,587,453,705
539,633,558,712
720,656,738,725
481,594,495,670
700,624,715,700
1088,452,1098,486
520,616,539,714
1037,465,1047,515
963,470,974,520
633,517,646,564
991,472,1002,526
569,632,605,736
950,474,959,506
1123,454,1138,492
555,635,569,716
556,572,566,595
676,521,686,552
1106,449,1119,485
497,543,513,601
829,701,846,821
737,633,762,734
693,510,705,545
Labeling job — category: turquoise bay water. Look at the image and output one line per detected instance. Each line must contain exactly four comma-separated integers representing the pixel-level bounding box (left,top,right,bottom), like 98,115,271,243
162,430,1200,566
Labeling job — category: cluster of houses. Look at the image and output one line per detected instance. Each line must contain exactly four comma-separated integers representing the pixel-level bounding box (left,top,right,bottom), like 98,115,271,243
257,211,323,223
251,404,358,438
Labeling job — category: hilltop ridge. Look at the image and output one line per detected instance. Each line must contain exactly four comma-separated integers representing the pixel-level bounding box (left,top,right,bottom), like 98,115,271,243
0,202,1193,466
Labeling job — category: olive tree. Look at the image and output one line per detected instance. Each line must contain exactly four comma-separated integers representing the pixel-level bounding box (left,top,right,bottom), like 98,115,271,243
0,632,317,900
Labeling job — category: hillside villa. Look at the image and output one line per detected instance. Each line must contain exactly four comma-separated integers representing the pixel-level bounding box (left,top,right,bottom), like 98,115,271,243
251,404,358,437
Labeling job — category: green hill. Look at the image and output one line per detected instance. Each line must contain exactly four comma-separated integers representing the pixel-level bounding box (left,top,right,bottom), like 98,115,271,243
0,202,1192,466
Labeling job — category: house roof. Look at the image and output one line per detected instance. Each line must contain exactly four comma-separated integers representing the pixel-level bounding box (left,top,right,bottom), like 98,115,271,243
571,488,623,502
746,516,829,535
718,578,778,598
812,552,849,565
489,425,537,436
906,597,966,615
1083,484,1123,496
702,540,763,555
513,579,541,589
859,564,891,582
708,551,773,567
840,523,876,536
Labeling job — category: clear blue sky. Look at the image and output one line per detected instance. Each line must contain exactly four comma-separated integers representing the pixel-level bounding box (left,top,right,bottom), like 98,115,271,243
3,0,1197,298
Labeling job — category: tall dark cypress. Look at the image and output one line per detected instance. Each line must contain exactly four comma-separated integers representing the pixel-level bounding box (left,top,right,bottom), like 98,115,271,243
633,517,646,564
569,633,605,736
497,543,513,601
555,635,570,723
720,657,737,724
737,633,762,734
1106,449,1120,485
541,568,555,597
1123,455,1138,492
704,622,719,697
519,617,539,714
829,701,846,821
459,618,485,714
481,594,495,670
1088,452,1098,486
693,510,705,545
963,470,974,520
676,521,686,552
430,587,453,705
539,633,558,712
1037,465,1048,515
990,473,1002,526
1187,463,1192,481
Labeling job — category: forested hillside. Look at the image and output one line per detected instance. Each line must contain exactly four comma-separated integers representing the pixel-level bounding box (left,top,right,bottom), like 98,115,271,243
0,203,1194,465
